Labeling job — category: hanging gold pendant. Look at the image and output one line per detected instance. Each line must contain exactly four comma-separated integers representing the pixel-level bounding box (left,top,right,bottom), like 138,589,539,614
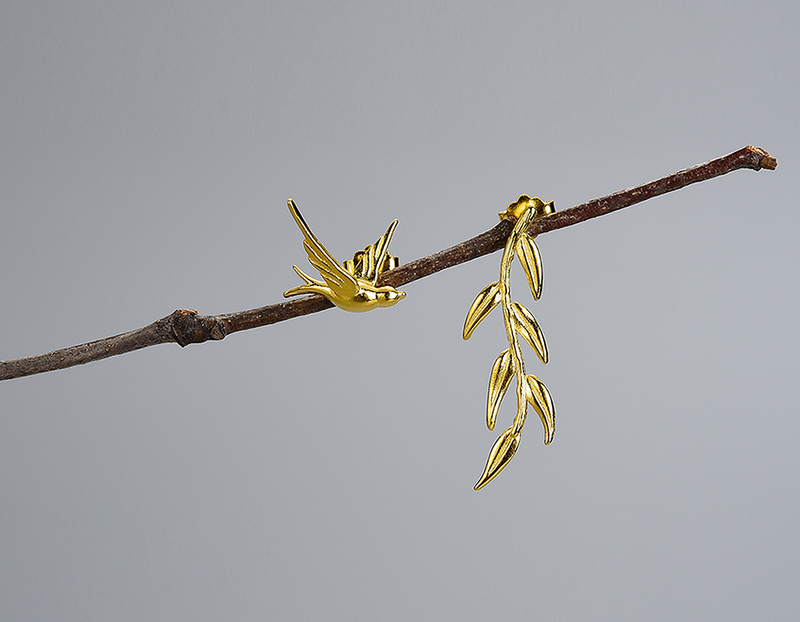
464,196,557,490
283,200,406,313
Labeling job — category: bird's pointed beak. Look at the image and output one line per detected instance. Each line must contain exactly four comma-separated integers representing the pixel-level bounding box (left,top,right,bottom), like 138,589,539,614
384,289,405,306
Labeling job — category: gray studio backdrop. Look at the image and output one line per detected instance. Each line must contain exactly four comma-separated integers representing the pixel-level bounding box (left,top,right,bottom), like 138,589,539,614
2,1,798,620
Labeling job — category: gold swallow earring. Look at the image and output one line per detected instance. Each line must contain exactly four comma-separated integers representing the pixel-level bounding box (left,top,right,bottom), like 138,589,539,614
283,200,406,312
463,195,557,489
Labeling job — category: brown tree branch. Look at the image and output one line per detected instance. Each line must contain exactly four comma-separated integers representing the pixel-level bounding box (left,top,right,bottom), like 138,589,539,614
0,145,776,381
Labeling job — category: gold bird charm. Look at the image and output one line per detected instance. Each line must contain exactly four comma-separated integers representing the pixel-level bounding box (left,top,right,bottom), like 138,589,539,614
283,200,406,312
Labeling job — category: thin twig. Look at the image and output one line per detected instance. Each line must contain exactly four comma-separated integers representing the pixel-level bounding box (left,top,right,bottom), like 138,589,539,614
0,145,776,381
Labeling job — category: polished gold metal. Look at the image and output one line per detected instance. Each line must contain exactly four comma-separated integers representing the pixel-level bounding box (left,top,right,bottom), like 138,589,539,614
283,200,406,312
465,195,557,490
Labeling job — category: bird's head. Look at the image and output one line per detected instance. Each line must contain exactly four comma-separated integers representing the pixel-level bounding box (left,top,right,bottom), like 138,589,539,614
375,286,406,308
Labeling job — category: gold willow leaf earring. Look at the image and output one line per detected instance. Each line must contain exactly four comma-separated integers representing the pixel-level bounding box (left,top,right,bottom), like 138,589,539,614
464,196,557,490
283,200,406,312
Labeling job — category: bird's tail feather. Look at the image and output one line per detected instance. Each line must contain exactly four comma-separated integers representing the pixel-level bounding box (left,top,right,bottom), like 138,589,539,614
292,265,323,286
284,284,315,298
284,265,327,298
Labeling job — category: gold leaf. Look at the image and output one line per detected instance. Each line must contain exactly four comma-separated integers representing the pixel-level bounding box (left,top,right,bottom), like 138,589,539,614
510,302,548,364
486,349,515,431
524,375,556,444
473,425,521,490
515,233,543,300
463,281,501,340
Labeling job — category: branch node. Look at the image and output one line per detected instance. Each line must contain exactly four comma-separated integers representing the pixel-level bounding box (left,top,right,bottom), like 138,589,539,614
170,309,227,347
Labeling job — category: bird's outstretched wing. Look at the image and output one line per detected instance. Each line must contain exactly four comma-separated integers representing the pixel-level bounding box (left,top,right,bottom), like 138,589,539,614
344,220,399,283
287,200,359,299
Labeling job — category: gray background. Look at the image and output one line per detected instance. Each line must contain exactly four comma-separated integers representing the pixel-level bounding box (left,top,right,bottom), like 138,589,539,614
2,1,798,620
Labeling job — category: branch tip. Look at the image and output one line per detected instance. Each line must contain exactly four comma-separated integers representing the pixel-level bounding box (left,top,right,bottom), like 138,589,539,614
747,146,777,170
760,155,778,170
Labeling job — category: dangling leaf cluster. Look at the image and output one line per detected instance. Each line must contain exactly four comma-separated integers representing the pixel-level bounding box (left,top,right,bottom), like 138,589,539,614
463,196,557,490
